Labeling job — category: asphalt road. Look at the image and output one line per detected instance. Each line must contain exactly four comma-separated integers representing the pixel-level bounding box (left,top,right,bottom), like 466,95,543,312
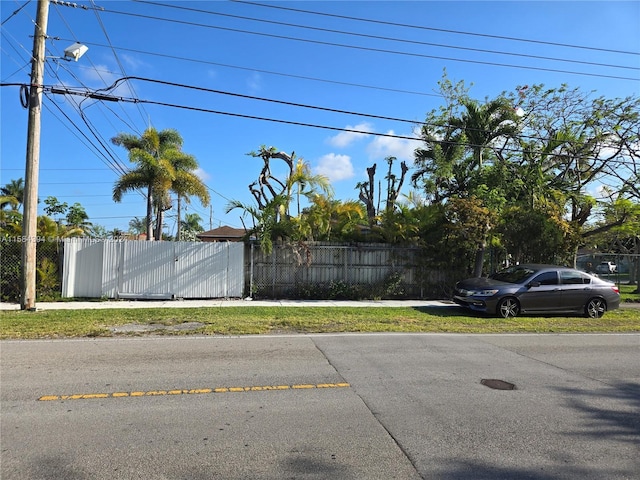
1,333,639,479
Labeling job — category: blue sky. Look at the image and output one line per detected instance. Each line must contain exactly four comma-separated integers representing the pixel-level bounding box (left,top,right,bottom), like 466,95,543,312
2,0,639,235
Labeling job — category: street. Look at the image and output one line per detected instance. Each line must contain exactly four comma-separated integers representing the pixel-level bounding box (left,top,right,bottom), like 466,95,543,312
1,333,639,479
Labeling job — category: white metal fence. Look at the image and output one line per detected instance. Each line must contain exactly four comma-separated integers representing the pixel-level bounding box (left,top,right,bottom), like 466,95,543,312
62,238,245,299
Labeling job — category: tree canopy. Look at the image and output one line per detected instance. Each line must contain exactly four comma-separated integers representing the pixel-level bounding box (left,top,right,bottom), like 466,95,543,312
224,76,638,278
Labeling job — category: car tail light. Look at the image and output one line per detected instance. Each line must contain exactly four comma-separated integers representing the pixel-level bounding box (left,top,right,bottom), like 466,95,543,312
611,286,620,294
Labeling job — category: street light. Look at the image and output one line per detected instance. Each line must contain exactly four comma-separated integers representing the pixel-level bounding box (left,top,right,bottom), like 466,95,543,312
63,42,88,61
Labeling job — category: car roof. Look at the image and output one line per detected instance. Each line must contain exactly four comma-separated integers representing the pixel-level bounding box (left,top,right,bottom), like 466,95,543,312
512,264,572,270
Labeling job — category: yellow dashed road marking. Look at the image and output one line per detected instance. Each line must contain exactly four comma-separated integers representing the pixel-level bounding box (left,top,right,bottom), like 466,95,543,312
38,382,350,401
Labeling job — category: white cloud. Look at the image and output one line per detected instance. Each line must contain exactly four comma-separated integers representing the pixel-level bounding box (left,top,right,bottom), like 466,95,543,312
315,153,354,182
366,129,420,162
82,64,118,86
247,72,262,93
194,167,211,182
81,65,135,97
120,53,148,72
327,122,373,148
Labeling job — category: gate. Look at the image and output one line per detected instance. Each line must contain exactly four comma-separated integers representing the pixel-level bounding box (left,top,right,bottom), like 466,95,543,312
62,239,244,299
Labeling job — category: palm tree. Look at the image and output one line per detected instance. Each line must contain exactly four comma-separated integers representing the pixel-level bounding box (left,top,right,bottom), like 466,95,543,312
226,194,289,254
167,151,210,241
112,128,182,240
128,217,146,236
286,158,333,217
452,97,520,169
412,124,466,203
1,178,25,211
65,203,92,235
451,97,521,276
302,196,366,241
179,212,205,241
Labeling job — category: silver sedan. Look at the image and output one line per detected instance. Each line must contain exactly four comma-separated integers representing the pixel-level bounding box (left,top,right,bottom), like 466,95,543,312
453,264,621,318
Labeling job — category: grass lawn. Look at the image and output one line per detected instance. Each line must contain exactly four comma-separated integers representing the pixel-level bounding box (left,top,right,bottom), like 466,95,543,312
1,284,638,339
1,304,639,339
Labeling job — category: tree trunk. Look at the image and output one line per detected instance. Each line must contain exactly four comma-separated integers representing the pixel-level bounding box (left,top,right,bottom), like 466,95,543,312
176,196,182,241
146,186,154,241
634,236,640,292
155,208,163,241
473,243,485,277
358,164,377,222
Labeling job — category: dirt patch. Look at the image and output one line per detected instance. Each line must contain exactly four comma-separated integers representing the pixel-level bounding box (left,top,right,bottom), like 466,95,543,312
110,322,205,333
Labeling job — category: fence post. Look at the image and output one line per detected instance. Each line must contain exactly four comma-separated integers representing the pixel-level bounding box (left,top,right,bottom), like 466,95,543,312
272,246,276,298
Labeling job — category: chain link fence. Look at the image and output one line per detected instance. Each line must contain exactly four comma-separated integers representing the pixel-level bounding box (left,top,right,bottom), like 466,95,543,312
577,253,640,287
0,240,63,303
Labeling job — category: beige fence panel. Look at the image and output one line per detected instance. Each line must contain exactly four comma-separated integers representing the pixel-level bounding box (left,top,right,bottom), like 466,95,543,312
248,242,436,299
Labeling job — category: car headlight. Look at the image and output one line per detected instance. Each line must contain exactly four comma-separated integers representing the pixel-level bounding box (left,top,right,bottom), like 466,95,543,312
471,289,499,297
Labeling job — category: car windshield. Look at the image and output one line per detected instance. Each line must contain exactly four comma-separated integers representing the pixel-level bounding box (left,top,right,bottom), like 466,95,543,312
489,266,537,284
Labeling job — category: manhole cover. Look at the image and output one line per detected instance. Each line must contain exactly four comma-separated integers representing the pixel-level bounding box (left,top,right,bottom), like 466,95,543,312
481,379,516,390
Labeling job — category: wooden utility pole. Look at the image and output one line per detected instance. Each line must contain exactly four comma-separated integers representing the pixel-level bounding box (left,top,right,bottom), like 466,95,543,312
21,0,49,310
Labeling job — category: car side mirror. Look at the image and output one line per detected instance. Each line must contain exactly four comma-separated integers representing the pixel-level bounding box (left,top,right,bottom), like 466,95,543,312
528,281,541,288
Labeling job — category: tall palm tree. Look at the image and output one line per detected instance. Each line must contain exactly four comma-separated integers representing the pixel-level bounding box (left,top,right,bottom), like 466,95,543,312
111,128,182,240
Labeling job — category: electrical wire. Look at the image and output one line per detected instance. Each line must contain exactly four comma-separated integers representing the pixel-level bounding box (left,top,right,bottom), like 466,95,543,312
49,0,146,138
1,0,32,26
107,75,421,126
97,7,639,82
137,0,639,72
47,83,639,165
231,0,640,57
88,0,148,128
95,75,639,152
55,37,439,98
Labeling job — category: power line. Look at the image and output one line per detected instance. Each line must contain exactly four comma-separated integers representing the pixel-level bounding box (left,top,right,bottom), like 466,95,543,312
231,0,640,57
46,83,423,141
4,75,636,156
44,82,637,164
137,0,639,72
42,91,130,177
1,0,32,26
105,75,420,126
93,76,639,152
96,7,640,82
57,37,438,98
88,0,148,127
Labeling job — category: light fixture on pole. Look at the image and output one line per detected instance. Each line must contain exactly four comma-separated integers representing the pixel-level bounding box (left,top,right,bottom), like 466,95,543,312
63,42,88,61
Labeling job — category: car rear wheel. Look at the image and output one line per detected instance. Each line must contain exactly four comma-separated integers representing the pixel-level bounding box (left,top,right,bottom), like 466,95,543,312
586,298,606,318
497,297,519,318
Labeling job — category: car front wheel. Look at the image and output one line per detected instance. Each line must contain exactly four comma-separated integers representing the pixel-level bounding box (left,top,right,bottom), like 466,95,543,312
586,298,606,318
497,297,519,318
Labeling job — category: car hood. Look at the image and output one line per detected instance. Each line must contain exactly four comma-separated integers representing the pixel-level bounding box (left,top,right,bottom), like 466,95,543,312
456,277,514,290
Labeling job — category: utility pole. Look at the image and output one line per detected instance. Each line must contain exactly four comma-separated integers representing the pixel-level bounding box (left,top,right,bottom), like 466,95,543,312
21,0,49,310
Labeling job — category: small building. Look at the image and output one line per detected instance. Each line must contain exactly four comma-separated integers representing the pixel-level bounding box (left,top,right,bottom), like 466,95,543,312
197,226,247,243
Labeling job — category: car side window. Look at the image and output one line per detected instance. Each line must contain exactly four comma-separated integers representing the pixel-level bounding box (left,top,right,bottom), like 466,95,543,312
561,270,591,285
531,271,559,286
